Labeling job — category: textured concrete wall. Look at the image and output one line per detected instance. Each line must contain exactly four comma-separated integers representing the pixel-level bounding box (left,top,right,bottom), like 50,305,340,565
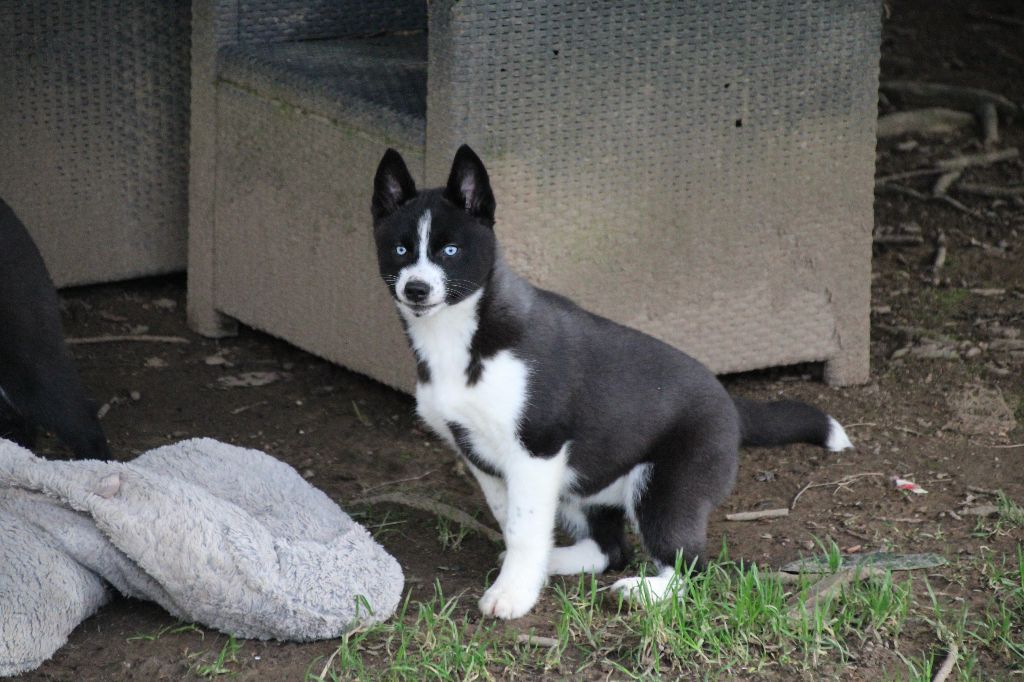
427,0,878,385
211,83,423,391
0,1,191,287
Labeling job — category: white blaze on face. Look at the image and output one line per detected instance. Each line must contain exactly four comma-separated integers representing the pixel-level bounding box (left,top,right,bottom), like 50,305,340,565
395,209,447,314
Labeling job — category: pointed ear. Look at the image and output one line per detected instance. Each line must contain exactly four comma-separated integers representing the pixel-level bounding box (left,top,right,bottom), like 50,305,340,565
372,149,417,221
443,145,495,223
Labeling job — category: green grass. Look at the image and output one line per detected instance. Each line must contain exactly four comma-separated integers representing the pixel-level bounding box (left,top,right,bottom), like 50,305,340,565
308,545,921,681
995,492,1024,530
916,543,1024,679
194,635,241,678
306,582,518,681
126,541,1023,679
971,492,1024,539
435,515,471,551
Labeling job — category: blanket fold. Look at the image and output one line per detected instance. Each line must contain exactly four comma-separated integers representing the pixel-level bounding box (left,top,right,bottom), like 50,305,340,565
0,438,403,677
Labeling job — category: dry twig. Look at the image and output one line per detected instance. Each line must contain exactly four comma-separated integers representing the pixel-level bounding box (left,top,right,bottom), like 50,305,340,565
880,80,1021,119
876,147,1019,185
516,634,560,648
935,147,1019,171
725,508,789,522
979,102,999,147
956,182,1024,198
360,468,439,494
791,473,886,510
931,170,961,197
355,492,503,544
873,234,925,246
930,232,948,284
787,567,885,618
876,108,974,138
68,334,190,345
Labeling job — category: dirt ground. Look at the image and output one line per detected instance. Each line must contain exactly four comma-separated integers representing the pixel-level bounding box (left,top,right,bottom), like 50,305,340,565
20,0,1024,679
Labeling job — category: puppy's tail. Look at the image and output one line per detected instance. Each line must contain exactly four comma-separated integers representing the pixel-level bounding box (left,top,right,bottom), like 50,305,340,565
732,397,852,452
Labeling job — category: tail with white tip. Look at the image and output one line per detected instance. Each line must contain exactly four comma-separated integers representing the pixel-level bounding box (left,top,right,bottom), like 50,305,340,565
733,397,853,452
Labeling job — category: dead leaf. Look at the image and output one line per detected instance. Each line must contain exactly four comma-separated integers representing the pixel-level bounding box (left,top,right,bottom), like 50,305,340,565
217,371,289,388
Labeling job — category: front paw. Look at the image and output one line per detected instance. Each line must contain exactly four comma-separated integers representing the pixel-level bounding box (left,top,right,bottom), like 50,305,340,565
479,580,541,619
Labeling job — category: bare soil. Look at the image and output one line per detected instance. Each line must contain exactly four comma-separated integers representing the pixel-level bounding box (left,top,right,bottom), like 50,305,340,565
20,0,1024,679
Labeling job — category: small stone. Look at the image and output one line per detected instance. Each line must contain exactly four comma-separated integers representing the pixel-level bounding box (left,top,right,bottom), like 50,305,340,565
129,391,141,401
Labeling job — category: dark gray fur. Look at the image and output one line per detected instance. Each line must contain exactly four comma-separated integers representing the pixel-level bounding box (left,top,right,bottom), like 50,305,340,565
0,198,111,460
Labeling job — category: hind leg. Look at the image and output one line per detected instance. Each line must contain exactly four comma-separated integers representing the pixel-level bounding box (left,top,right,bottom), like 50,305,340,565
613,425,738,601
548,505,632,575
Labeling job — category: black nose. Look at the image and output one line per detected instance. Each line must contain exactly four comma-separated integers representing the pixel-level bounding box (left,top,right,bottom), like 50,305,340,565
404,280,430,303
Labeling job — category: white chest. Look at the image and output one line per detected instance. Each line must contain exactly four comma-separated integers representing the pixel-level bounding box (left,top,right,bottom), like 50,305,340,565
403,293,530,473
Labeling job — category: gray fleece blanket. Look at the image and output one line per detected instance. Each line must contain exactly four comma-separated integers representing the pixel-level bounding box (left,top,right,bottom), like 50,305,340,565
0,438,404,677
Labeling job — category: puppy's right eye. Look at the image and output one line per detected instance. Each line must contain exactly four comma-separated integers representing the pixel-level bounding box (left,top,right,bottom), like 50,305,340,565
395,245,407,256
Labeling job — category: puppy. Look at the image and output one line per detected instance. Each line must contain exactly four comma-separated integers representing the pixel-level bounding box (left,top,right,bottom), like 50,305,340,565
371,146,851,619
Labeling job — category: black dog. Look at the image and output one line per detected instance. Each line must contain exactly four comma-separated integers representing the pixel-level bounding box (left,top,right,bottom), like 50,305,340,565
0,198,110,459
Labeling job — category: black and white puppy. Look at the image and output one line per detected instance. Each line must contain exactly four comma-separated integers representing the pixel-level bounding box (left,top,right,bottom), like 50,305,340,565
371,146,852,619
0,198,111,460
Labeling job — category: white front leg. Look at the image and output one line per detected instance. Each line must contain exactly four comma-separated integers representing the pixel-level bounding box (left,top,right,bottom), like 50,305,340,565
466,463,508,531
479,446,568,619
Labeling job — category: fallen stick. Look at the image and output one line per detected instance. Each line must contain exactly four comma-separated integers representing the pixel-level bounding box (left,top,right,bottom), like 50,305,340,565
68,334,190,345
932,170,961,197
360,468,438,494
763,571,803,584
726,508,789,522
930,232,947,284
877,183,981,218
979,102,999,147
791,473,886,510
935,147,1018,171
880,81,1021,119
876,108,974,138
230,401,266,415
354,492,503,544
876,182,929,200
516,634,560,648
876,147,1019,184
932,641,959,682
956,182,1024,198
939,194,982,218
787,567,885,618
873,234,925,246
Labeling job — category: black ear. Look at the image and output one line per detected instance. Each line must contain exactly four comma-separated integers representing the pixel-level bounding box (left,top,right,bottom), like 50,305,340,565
372,148,417,221
443,145,495,223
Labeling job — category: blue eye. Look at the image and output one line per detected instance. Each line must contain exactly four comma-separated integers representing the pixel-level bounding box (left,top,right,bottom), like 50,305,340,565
395,245,407,256
443,245,459,257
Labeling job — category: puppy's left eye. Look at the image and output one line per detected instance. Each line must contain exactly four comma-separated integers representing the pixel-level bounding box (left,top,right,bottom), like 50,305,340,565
442,245,459,257
395,245,407,256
